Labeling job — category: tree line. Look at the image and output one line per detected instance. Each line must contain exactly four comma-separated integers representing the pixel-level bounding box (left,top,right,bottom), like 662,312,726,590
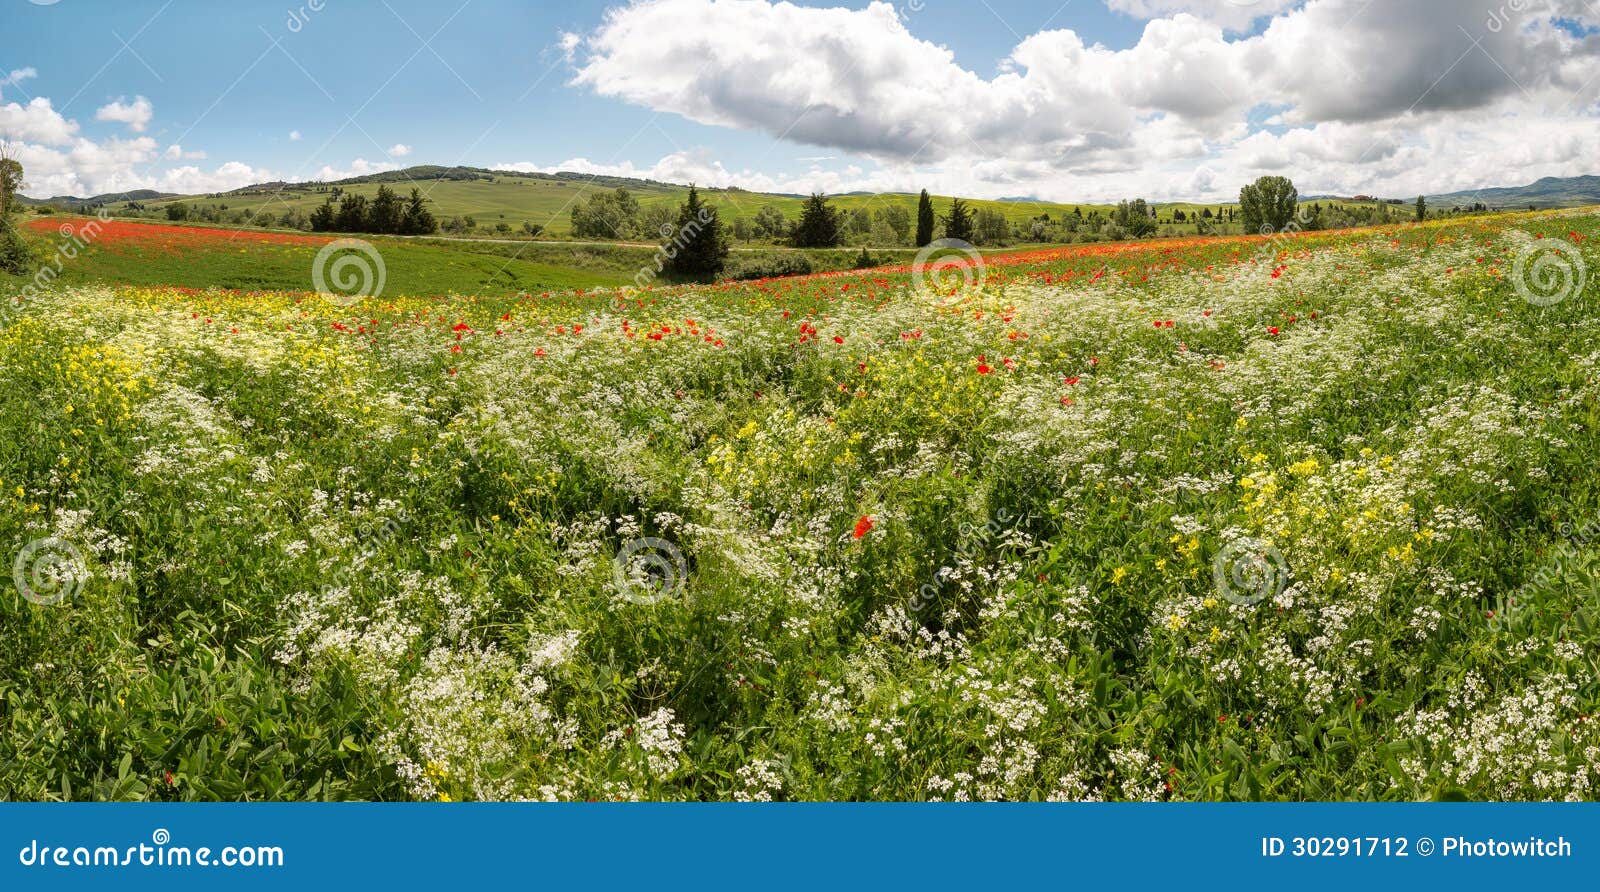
306,185,438,235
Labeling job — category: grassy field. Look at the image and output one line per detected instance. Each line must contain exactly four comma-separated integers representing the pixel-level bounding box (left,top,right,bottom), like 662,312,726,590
3,207,1600,801
2,216,1038,298
117,169,1391,239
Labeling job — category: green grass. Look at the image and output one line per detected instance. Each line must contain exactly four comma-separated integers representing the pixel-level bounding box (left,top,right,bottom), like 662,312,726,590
0,217,1039,299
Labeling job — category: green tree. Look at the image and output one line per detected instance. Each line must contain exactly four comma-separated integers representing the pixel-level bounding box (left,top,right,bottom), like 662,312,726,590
974,208,1009,246
369,185,404,234
166,203,191,222
941,197,976,243
400,189,438,235
661,185,730,279
642,203,676,239
754,205,789,240
0,147,34,274
915,189,936,247
792,193,841,248
1238,176,1299,234
334,193,370,232
1415,195,1426,222
1111,199,1157,238
846,206,872,239
876,204,911,243
571,188,640,239
310,196,337,232
0,152,22,219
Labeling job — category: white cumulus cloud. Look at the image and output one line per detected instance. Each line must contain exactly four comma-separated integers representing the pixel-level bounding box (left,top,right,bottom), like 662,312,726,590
563,0,1600,201
94,96,154,133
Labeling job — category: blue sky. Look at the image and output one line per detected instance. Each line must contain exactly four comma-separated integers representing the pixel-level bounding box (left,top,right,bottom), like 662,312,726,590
1,0,1142,189
4,0,1598,202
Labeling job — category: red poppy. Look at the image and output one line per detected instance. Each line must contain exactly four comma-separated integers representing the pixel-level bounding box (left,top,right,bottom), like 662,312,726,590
853,516,874,539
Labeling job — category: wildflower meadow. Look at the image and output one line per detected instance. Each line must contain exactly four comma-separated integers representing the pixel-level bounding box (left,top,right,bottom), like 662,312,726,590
3,210,1599,802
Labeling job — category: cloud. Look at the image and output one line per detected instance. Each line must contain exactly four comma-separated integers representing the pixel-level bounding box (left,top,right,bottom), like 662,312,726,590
562,0,1600,201
163,144,207,161
155,161,276,195
387,143,412,157
558,31,581,62
0,96,78,144
0,67,38,94
94,96,154,132
289,129,303,141
1106,0,1301,32
312,158,399,181
4,134,274,198
497,149,774,190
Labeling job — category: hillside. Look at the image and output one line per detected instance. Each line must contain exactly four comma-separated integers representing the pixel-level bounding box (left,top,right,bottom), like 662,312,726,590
17,188,178,210
1424,175,1600,209
117,167,1135,237
50,165,1596,240
99,165,1332,238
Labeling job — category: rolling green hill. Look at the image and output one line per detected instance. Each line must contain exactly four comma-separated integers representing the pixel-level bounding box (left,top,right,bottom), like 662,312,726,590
103,166,1384,240
46,164,1540,244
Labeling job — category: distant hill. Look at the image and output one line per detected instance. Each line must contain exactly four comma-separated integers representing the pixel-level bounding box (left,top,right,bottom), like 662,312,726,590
111,166,1153,237
1424,175,1600,209
69,163,1589,238
19,189,177,210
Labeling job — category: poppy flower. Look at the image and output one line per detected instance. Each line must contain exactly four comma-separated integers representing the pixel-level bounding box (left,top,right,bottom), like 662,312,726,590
853,516,874,539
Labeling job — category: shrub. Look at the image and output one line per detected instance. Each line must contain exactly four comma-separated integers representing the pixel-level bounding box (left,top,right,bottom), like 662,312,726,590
724,252,814,280
0,222,36,274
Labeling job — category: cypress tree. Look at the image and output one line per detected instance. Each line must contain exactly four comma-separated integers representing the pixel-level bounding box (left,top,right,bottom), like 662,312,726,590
915,189,935,247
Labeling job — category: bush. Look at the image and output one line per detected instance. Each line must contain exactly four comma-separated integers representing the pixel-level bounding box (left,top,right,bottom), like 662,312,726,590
724,253,814,281
0,222,36,274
